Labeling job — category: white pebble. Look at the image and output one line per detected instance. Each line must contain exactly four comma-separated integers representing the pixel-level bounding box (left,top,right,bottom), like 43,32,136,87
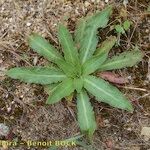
0,123,9,136
105,0,109,3
84,1,90,7
26,22,32,27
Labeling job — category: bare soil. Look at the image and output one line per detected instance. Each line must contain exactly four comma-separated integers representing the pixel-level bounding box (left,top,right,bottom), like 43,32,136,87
0,0,150,150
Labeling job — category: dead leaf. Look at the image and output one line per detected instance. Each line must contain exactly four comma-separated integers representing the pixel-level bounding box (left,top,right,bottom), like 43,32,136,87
97,71,128,84
96,115,105,127
105,138,114,149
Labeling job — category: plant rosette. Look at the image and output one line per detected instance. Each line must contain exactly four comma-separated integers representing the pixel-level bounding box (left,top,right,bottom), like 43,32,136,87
7,6,143,139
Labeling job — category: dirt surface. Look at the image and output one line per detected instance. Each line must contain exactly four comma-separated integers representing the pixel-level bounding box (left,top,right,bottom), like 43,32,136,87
0,0,150,150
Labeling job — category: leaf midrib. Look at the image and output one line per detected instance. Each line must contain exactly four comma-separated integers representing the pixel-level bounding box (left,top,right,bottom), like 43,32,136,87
101,58,129,68
79,20,86,42
60,29,74,63
30,36,59,60
13,72,66,78
80,92,89,129
55,81,73,99
85,78,119,102
81,27,96,64
101,54,140,68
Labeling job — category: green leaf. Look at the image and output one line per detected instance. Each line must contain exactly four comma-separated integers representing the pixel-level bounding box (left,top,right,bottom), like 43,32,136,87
79,27,98,64
46,78,75,104
56,59,77,77
28,33,63,63
79,6,112,64
87,5,113,29
95,36,117,56
115,25,125,34
82,36,117,75
64,134,83,142
77,90,97,139
98,49,143,71
84,75,133,111
7,67,66,85
123,20,131,31
82,53,107,75
75,18,87,47
44,83,59,95
73,78,84,93
58,24,79,64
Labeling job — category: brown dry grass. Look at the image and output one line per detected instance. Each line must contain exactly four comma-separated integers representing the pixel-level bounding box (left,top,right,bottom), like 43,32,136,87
0,0,150,150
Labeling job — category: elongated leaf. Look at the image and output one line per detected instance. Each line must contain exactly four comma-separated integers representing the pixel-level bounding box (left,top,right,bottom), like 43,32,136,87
28,33,63,63
87,5,112,29
45,83,74,102
75,18,87,46
77,90,97,139
7,67,66,85
56,59,76,77
79,6,112,64
73,78,84,93
82,53,107,75
46,78,75,104
84,75,133,111
95,36,117,56
98,49,143,71
82,36,116,75
44,83,59,95
79,27,98,64
58,24,79,64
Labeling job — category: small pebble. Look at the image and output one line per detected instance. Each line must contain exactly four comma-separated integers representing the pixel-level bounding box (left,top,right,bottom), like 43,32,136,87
26,22,32,27
84,1,90,7
145,29,149,33
33,56,38,66
127,127,132,131
0,123,9,136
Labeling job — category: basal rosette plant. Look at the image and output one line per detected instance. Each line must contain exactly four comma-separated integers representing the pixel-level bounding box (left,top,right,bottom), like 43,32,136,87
7,6,143,139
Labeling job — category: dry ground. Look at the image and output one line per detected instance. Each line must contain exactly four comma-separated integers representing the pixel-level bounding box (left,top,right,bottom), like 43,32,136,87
0,0,150,150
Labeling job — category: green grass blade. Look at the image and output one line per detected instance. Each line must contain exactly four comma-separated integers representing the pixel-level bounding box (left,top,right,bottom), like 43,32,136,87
84,75,133,111
77,90,97,140
58,24,79,64
46,78,75,104
7,67,66,85
28,33,63,63
98,49,143,71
